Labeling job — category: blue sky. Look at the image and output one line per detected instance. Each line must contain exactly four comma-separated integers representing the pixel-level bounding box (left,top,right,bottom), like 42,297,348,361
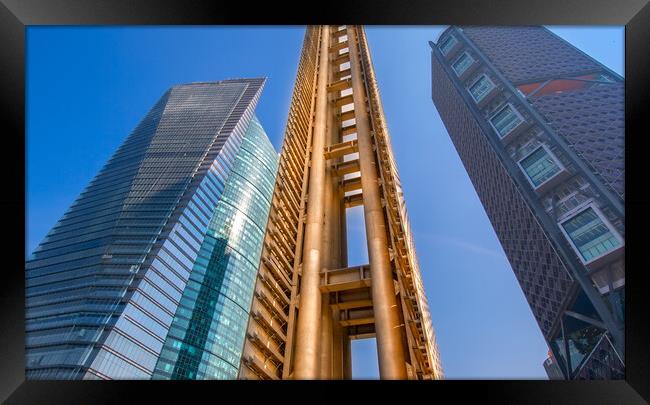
26,25,623,379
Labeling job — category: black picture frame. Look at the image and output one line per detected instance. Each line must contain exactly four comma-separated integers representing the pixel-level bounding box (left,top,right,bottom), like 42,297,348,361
1,0,648,403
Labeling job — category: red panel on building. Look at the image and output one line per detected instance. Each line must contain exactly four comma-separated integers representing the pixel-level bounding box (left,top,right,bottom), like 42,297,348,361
517,74,598,96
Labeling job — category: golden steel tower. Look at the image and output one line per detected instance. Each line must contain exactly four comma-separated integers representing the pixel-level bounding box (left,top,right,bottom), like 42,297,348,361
238,25,443,380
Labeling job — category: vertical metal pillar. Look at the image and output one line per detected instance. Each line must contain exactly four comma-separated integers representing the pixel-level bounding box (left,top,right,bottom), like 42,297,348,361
319,294,333,378
342,335,352,379
332,188,348,379
319,179,333,379
331,309,344,378
241,25,441,381
346,26,408,380
320,53,346,378
292,25,331,379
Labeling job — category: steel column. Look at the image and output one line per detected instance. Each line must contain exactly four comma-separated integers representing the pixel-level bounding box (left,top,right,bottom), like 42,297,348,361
346,26,408,379
342,335,352,379
292,25,331,379
332,186,348,379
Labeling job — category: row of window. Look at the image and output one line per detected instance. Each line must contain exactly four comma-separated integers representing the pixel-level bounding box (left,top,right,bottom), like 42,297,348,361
439,30,624,271
440,35,526,143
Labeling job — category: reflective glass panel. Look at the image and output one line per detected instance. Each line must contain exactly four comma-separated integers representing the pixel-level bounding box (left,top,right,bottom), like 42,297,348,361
561,207,621,262
491,104,523,137
452,52,475,76
520,146,561,187
563,315,605,373
469,75,495,102
439,35,458,55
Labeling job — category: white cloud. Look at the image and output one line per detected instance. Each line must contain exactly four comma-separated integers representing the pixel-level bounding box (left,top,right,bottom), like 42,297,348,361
419,233,505,260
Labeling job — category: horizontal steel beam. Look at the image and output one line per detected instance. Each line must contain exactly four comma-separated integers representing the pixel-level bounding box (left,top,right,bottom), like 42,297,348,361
329,40,349,53
333,93,354,107
332,159,360,177
347,323,376,340
320,264,371,293
324,139,358,160
330,299,373,311
344,192,363,208
341,124,357,136
333,52,350,66
327,78,352,93
341,176,362,192
339,109,356,122
334,69,352,81
340,317,375,327
247,331,285,364
242,354,280,380
348,332,377,340
332,28,347,39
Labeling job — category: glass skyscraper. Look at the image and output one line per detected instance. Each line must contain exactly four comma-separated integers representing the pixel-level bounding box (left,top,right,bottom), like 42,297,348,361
25,79,279,380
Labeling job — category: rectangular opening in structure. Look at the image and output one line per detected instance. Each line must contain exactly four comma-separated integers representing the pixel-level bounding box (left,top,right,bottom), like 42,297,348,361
345,205,368,267
351,338,379,379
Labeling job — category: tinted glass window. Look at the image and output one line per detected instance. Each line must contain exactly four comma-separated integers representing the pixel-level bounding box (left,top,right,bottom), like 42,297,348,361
561,207,621,262
520,146,561,187
439,35,458,55
452,52,475,76
491,105,523,137
469,75,495,102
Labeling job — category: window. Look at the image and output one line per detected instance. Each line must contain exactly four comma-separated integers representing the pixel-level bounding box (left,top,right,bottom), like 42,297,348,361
519,146,562,187
560,207,622,263
490,104,524,138
468,75,495,102
563,314,605,373
452,52,475,76
439,35,458,55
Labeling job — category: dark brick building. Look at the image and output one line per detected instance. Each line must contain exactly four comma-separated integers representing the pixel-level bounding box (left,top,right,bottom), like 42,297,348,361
429,26,624,379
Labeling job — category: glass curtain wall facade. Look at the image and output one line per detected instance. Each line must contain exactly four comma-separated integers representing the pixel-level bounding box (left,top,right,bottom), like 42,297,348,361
430,26,624,379
25,79,279,380
152,117,277,380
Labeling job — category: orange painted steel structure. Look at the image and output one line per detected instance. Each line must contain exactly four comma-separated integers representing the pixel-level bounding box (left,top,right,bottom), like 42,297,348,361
238,25,443,380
